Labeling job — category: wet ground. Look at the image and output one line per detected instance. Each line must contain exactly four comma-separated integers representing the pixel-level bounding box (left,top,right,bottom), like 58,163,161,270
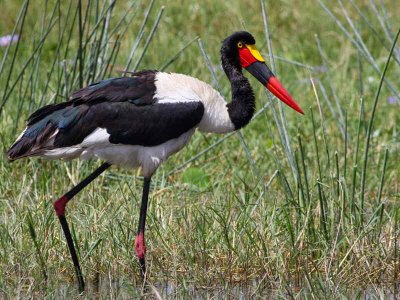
50,278,400,299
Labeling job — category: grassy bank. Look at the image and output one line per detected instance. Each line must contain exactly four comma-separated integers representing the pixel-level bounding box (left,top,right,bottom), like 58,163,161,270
0,0,399,298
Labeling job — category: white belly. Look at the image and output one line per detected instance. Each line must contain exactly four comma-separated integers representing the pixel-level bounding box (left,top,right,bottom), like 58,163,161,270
42,129,195,177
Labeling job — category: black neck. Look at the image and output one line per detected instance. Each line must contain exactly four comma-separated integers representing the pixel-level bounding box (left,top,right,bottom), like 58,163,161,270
223,62,256,130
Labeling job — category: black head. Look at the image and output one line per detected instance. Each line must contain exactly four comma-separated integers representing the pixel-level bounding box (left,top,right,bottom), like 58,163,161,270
221,31,304,114
221,31,256,71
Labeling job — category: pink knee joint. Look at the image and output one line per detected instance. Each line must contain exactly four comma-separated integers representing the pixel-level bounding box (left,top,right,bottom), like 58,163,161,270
53,196,69,217
135,232,146,259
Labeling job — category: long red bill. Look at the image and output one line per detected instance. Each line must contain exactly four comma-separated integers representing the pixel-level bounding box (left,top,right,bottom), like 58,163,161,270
266,76,304,114
243,59,304,115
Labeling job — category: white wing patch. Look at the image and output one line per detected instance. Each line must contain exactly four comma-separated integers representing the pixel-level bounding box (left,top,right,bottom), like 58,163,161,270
81,128,110,146
15,127,27,143
43,147,83,160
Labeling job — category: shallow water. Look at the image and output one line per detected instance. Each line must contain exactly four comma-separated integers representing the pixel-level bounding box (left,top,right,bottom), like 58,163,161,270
50,278,400,299
54,280,273,299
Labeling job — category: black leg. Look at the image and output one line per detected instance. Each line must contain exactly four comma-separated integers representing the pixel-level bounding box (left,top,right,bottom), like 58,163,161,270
135,176,151,279
58,215,85,292
53,162,111,293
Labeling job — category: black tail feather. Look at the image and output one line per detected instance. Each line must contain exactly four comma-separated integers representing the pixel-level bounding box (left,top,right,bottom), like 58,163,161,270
7,139,32,161
7,122,56,161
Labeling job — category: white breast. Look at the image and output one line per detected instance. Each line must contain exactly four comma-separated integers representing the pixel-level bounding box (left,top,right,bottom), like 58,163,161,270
155,72,235,133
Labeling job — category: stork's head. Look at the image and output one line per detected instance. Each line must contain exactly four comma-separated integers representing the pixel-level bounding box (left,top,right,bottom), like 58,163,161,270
221,31,303,114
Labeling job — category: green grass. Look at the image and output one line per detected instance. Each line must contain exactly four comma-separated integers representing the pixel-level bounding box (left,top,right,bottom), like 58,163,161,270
0,0,399,298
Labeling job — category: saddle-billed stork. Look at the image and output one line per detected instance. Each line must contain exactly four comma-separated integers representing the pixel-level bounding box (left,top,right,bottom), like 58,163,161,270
7,31,303,292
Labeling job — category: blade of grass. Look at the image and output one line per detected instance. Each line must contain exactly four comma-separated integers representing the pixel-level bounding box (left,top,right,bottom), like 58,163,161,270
78,0,84,88
132,6,165,72
0,16,58,114
261,0,297,179
318,0,400,102
26,210,47,281
0,0,30,114
315,35,346,138
359,27,400,221
376,148,388,205
159,36,198,71
0,0,29,80
124,0,155,72
310,77,330,170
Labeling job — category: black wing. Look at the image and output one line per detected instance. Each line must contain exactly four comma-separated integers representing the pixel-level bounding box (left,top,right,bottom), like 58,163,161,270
53,101,204,148
27,70,157,126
